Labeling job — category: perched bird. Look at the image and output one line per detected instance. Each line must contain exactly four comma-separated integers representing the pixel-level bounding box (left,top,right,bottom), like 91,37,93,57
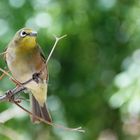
5,28,52,123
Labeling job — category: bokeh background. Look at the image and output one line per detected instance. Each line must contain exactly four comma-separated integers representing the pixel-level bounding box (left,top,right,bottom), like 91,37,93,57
0,0,140,140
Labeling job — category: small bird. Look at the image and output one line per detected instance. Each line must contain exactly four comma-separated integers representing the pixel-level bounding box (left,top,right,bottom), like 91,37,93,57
5,28,52,123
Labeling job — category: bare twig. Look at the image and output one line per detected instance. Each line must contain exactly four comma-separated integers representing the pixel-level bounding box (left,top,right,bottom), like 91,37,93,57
39,35,67,75
0,68,23,86
46,35,67,64
0,68,13,80
0,76,85,133
0,86,26,102
14,101,85,133
0,72,6,80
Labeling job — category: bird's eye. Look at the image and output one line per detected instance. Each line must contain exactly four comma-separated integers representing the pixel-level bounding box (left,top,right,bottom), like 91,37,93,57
20,30,27,37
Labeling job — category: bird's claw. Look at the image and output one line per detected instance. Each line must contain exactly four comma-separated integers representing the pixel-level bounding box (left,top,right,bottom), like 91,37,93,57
6,90,21,103
6,90,14,102
14,99,21,104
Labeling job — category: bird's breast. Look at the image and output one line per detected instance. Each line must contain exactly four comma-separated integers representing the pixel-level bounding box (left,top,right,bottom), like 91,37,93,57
6,47,44,83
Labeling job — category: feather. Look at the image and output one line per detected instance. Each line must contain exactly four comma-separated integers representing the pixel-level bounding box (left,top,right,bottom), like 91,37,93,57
31,95,52,123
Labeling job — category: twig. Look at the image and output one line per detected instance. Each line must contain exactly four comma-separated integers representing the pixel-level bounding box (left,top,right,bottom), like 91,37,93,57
14,101,85,133
0,76,85,132
46,35,67,64
0,72,6,80
0,68,13,80
0,86,26,102
39,34,67,74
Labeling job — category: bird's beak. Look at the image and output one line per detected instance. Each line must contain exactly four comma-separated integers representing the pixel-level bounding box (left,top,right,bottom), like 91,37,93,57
29,31,37,37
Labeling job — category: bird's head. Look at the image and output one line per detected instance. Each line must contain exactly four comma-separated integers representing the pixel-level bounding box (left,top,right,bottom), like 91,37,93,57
12,28,37,50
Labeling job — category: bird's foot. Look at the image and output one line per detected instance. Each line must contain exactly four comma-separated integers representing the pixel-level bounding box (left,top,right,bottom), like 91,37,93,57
6,90,14,102
32,72,40,83
6,90,21,103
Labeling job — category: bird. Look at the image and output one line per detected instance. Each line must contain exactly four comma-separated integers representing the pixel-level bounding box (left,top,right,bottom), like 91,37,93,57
5,28,52,123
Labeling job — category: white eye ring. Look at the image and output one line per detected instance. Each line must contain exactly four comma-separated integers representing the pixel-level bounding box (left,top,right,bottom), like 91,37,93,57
20,30,27,37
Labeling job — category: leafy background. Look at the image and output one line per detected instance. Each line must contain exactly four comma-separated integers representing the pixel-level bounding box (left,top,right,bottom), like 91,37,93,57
0,0,140,140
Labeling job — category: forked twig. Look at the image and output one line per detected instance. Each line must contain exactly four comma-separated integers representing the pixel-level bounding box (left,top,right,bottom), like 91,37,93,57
39,35,67,73
46,35,67,64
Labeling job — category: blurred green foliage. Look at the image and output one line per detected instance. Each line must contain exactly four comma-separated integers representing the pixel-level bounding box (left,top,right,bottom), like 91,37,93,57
0,0,140,140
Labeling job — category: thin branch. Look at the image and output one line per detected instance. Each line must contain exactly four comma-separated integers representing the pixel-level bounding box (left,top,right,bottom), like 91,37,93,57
0,68,22,86
0,86,26,102
0,83,85,132
0,76,85,132
14,101,85,133
46,35,67,64
0,72,6,80
0,68,13,80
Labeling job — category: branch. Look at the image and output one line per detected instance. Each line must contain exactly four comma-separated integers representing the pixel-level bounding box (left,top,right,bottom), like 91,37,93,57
46,34,67,64
0,86,26,102
0,74,85,133
14,102,85,133
39,35,67,74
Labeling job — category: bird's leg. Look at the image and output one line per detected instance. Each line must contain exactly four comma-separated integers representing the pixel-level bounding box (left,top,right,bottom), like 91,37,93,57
6,90,13,99
6,90,21,103
21,72,41,85
6,90,15,102
32,72,40,83
13,98,21,104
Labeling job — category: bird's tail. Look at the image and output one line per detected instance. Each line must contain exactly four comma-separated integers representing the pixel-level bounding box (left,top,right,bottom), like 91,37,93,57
31,95,52,123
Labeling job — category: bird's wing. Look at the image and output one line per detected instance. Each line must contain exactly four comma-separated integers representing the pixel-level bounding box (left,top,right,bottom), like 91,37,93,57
37,44,46,62
37,44,49,82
